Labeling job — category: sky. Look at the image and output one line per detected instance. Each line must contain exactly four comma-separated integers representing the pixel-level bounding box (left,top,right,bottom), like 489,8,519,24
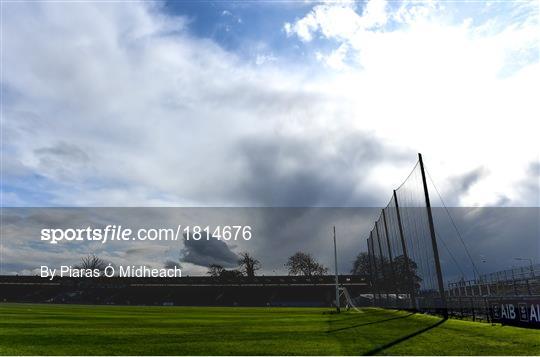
2,0,539,208
1,0,539,277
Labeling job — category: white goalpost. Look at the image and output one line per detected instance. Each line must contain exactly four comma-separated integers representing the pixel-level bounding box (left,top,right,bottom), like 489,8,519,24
340,286,363,313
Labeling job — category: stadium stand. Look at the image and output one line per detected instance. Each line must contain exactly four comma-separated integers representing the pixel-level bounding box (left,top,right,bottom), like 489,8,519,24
0,275,370,307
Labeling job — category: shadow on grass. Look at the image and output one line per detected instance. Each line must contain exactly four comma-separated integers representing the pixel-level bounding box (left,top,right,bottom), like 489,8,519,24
324,308,399,320
327,313,416,333
362,318,447,355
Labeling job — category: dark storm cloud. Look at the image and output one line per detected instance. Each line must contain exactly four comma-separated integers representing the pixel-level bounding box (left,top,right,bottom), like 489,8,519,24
181,232,239,268
234,132,411,206
164,260,182,269
453,167,485,192
35,142,90,163
34,142,91,180
443,167,486,206
432,207,539,283
0,208,189,274
237,208,378,275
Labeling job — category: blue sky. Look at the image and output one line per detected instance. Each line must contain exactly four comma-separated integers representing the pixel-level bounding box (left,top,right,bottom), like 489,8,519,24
163,1,309,49
161,0,538,73
161,1,337,71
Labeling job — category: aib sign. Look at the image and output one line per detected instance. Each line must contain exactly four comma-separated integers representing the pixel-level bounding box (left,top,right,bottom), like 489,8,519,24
491,300,540,327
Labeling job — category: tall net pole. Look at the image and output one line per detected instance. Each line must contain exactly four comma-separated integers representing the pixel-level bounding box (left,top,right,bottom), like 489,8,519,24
375,224,388,304
382,210,395,285
333,226,340,313
393,189,417,310
366,237,376,305
418,153,448,318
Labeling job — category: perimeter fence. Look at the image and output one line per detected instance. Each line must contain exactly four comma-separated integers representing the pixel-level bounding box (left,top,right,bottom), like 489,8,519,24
361,154,539,328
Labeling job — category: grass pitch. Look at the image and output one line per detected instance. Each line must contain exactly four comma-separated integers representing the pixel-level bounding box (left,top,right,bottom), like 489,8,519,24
1,303,539,355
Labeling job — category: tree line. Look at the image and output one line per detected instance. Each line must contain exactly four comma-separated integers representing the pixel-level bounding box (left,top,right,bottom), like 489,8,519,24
72,251,329,279
351,252,422,293
73,250,421,290
207,251,328,279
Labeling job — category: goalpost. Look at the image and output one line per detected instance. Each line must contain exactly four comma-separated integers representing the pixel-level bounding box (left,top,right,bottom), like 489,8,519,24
340,286,363,313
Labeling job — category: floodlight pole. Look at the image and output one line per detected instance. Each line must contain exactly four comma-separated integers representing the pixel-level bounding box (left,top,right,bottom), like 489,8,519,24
418,153,448,318
333,226,340,313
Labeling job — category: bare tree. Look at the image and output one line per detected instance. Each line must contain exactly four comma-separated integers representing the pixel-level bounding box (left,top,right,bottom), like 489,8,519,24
285,252,328,277
237,252,261,278
207,264,225,277
76,254,108,272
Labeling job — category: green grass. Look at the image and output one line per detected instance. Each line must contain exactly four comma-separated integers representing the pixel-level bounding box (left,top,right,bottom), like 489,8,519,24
1,303,539,355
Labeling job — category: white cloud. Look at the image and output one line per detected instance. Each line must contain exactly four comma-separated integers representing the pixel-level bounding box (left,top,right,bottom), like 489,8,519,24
284,2,360,42
393,0,438,25
360,0,388,28
316,43,350,69
283,0,540,206
2,0,539,208
255,53,277,66
3,1,402,207
284,0,389,44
